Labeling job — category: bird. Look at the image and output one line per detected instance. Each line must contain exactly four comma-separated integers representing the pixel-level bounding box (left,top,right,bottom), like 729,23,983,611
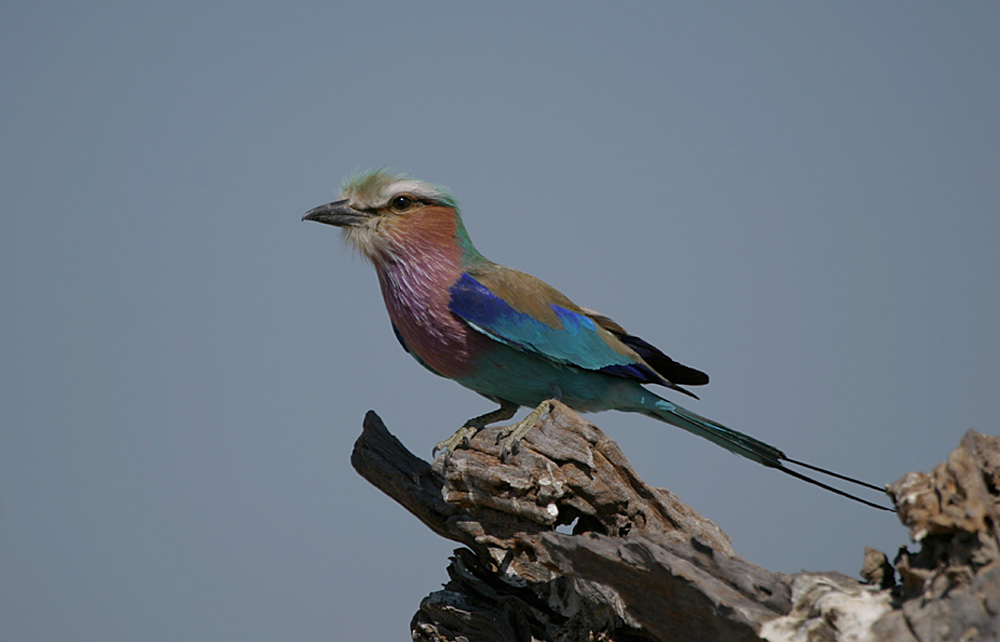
303,169,891,511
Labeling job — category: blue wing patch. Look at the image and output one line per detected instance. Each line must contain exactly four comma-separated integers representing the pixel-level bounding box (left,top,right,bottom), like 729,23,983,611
449,272,652,380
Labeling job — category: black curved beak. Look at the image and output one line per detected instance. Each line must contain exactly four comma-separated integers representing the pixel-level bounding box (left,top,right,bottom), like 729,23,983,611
302,199,368,227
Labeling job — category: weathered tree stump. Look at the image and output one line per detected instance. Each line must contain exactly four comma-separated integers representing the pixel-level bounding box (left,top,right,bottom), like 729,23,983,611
349,401,1000,641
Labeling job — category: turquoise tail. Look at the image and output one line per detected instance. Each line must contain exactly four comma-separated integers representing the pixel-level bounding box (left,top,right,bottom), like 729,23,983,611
648,397,786,467
626,391,893,511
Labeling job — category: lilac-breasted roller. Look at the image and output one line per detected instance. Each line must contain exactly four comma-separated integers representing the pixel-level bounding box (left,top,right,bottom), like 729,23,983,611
304,169,889,510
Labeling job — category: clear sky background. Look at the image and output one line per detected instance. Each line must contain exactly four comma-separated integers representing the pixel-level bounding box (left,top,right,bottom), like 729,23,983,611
3,3,999,640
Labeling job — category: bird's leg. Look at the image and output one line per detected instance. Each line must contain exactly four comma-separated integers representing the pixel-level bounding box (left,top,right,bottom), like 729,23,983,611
433,400,520,455
496,399,554,461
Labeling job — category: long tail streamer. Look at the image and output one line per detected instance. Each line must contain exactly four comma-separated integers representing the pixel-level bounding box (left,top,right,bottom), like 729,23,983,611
648,398,894,512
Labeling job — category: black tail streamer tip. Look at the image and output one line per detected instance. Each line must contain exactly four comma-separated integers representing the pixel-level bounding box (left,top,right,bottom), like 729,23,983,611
780,458,895,512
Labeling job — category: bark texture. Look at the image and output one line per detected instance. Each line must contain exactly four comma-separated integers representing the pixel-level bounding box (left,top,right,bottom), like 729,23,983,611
349,401,1000,641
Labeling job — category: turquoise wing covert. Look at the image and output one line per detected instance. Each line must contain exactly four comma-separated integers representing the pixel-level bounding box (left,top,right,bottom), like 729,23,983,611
448,272,661,383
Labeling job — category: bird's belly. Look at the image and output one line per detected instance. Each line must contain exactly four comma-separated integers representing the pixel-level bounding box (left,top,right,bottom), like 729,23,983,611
454,341,626,412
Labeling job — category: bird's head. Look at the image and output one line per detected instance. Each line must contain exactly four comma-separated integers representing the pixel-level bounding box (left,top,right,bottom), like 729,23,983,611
303,169,483,265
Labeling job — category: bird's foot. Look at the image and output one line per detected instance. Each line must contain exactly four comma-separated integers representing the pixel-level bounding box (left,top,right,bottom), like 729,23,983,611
496,400,553,462
433,424,480,456
432,401,520,457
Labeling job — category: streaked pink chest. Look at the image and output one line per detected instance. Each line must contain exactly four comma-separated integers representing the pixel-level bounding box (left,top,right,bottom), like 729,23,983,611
374,246,481,379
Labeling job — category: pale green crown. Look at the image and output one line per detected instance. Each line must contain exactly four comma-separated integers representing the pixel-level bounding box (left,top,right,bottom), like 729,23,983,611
340,169,460,211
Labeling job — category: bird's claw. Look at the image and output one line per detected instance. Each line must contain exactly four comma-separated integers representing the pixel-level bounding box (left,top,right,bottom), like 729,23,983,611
433,424,479,457
496,400,552,462
434,400,552,461
496,425,524,462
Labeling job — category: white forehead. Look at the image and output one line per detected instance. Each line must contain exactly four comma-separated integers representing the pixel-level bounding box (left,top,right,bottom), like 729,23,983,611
341,172,452,210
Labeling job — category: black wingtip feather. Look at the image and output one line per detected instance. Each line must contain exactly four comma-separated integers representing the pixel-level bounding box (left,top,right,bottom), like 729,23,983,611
611,331,710,387
671,384,701,400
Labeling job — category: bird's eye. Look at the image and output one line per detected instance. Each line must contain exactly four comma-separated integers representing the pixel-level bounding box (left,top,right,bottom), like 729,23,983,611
391,195,414,211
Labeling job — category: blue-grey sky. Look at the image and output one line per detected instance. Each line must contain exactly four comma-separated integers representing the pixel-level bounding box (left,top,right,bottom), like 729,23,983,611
3,3,998,640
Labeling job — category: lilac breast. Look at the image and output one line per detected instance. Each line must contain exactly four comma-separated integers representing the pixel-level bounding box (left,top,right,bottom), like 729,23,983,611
375,255,482,379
